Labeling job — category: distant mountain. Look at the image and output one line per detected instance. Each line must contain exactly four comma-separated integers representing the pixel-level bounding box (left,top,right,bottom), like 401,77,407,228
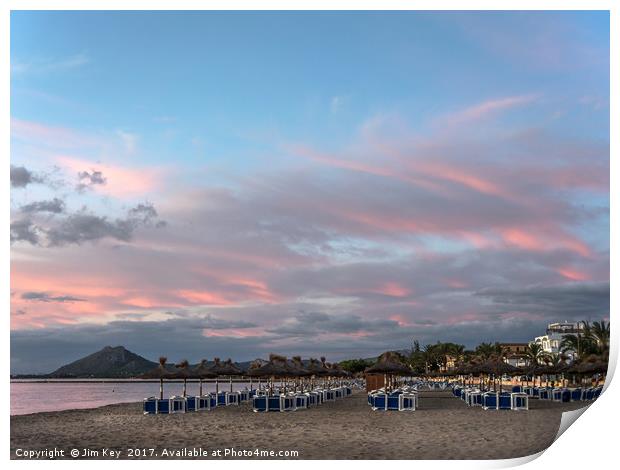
36,346,378,379
49,346,158,378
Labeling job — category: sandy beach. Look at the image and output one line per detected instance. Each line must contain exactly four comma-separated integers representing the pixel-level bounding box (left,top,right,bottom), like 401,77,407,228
10,391,589,460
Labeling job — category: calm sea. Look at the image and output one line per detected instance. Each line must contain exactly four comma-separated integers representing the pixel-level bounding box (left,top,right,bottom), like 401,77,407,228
10,380,254,416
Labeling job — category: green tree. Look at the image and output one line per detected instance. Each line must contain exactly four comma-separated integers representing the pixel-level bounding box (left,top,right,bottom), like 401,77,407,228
525,342,544,366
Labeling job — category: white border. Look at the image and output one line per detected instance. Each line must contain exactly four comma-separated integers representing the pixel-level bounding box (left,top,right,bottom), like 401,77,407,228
3,1,617,468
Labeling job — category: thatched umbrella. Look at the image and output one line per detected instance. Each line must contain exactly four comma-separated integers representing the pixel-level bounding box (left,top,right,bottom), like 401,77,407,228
172,359,194,397
247,354,291,394
247,358,267,391
290,356,311,391
577,355,608,386
219,358,242,392
365,351,412,391
478,358,519,393
192,359,218,396
140,356,175,400
305,357,327,389
206,358,225,395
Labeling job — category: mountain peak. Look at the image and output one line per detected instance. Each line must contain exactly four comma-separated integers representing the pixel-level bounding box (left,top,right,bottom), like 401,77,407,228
49,346,157,378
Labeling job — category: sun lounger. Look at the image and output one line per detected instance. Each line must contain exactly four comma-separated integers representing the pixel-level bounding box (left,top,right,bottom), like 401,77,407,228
552,388,571,403
387,394,400,410
143,397,158,414
467,390,483,406
399,392,417,411
227,391,241,405
186,396,197,411
169,396,186,414
239,390,250,402
294,394,308,409
252,395,283,412
498,393,512,410
511,386,522,393
280,395,297,412
510,392,528,410
371,392,387,411
323,390,335,402
156,399,170,414
482,392,498,410
538,388,551,400
196,394,217,411
570,388,583,401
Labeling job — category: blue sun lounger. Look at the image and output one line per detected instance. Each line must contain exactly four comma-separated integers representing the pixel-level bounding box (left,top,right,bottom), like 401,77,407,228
482,392,498,410
498,393,512,410
467,390,483,406
169,396,186,413
570,388,583,401
280,396,296,411
186,396,197,411
386,394,400,410
156,399,170,413
295,394,308,409
511,392,528,410
143,397,178,414
552,388,571,403
143,397,158,414
538,388,551,400
195,394,217,411
252,395,281,412
227,391,241,405
371,393,387,411
399,393,417,411
307,391,319,407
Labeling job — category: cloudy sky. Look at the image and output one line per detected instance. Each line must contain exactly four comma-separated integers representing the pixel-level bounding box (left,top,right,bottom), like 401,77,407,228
10,11,609,374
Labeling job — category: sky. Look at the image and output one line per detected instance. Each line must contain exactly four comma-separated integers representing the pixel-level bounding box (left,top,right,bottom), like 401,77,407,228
9,11,610,374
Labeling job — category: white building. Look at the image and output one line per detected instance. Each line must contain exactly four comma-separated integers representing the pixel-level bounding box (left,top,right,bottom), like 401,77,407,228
532,321,585,361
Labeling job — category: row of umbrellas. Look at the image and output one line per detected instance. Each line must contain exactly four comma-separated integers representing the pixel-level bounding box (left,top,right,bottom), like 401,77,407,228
364,352,608,377
141,355,352,399
363,352,609,393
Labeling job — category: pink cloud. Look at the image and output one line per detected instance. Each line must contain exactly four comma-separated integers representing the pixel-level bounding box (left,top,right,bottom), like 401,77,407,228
11,118,102,149
56,155,162,197
557,267,589,281
443,94,538,124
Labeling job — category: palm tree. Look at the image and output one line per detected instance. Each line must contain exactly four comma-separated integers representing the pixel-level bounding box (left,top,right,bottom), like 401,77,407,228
525,343,544,366
422,344,440,374
590,320,610,355
475,342,495,360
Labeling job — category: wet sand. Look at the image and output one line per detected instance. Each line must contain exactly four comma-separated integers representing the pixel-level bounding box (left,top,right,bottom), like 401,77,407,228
10,391,589,460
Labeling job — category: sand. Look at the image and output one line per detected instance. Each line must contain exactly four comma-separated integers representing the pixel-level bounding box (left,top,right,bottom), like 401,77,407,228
10,391,589,460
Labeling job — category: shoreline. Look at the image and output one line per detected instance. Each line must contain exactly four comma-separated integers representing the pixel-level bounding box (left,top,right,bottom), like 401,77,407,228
11,391,590,460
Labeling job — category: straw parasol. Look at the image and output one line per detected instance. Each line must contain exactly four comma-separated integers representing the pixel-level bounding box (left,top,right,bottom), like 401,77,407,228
192,359,218,396
173,359,193,397
577,355,608,375
306,357,328,376
221,358,242,392
365,351,412,391
365,351,412,375
139,356,175,400
478,358,520,392
247,354,291,394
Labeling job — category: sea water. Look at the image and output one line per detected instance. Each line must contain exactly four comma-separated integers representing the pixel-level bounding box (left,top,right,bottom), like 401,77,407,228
10,380,254,415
